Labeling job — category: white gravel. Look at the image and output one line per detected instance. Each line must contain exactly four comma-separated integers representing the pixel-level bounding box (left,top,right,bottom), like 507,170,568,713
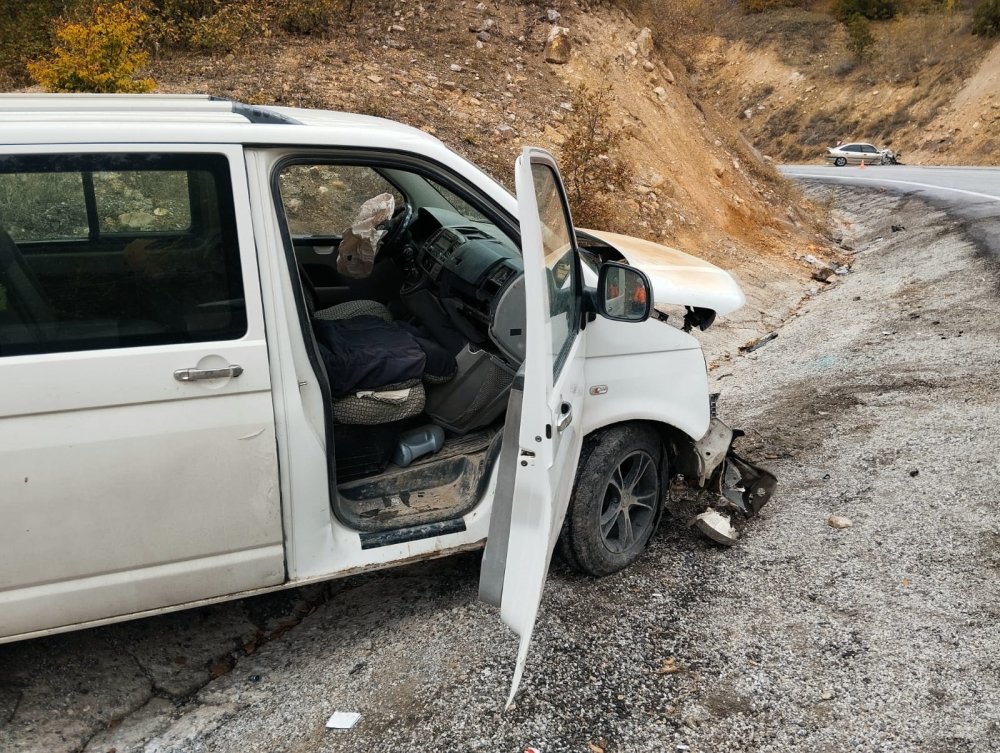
2,186,999,753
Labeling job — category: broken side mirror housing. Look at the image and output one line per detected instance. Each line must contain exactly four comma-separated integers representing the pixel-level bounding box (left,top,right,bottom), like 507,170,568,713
592,261,652,323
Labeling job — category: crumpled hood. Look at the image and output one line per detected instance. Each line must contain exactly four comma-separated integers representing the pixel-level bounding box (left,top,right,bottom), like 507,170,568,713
581,229,746,315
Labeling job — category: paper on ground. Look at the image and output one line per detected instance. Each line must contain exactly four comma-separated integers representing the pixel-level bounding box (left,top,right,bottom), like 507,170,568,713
326,711,361,729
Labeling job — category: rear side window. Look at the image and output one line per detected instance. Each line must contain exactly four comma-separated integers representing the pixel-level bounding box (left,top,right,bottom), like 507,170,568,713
0,153,246,357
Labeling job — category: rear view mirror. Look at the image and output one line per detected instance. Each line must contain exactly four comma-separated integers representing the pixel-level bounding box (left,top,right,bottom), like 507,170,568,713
597,262,652,323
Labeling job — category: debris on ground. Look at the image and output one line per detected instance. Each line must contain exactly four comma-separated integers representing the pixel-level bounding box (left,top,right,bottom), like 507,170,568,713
827,515,853,529
692,509,739,545
657,658,682,675
739,332,778,353
325,712,361,730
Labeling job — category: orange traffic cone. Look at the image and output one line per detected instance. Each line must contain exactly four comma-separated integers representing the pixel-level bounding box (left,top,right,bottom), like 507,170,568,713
859,159,866,169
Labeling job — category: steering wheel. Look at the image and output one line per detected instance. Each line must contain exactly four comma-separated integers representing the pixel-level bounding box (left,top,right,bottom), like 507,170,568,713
376,203,414,259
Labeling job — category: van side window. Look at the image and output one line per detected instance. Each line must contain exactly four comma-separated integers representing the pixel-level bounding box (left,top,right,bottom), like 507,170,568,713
0,153,246,357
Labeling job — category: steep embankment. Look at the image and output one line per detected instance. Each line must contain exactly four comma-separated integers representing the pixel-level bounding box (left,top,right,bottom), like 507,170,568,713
693,7,999,167
919,39,1000,163
149,0,834,356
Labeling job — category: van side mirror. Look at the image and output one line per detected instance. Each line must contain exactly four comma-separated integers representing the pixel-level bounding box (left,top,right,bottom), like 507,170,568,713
596,262,652,323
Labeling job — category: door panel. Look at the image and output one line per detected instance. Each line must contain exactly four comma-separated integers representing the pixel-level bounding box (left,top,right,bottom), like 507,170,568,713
479,148,586,707
0,146,284,641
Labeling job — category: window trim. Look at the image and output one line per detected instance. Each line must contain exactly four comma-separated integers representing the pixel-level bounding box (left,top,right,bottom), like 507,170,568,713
528,160,583,381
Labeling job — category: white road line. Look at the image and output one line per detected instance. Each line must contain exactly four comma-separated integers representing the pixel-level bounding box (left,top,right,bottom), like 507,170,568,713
785,172,1000,203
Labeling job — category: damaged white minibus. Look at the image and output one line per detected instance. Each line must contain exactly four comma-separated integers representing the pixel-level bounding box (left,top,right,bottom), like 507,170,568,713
0,95,774,702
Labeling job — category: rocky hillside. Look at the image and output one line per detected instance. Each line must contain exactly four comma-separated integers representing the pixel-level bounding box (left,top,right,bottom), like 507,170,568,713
139,0,835,355
688,3,1000,166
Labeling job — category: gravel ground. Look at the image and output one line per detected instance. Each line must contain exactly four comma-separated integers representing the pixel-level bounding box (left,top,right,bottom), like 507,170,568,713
2,186,999,752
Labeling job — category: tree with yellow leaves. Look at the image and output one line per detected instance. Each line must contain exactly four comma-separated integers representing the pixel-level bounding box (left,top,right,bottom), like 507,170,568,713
28,2,155,93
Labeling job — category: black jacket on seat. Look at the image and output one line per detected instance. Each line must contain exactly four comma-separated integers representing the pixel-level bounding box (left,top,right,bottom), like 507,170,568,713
313,316,455,397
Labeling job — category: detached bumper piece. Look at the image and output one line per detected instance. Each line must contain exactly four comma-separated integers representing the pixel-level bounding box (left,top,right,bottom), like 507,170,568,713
687,421,778,546
715,446,778,516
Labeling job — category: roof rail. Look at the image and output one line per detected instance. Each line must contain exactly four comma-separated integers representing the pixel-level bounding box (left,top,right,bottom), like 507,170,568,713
231,103,300,125
0,93,227,111
0,94,299,124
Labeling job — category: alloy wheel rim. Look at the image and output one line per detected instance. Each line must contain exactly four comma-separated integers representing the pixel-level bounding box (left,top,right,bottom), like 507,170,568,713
599,450,659,554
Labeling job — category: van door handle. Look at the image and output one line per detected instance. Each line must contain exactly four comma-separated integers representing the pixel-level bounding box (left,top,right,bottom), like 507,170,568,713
174,365,244,382
557,402,573,433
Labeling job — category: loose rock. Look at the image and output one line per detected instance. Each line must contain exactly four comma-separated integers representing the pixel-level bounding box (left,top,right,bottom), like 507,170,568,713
827,515,853,529
812,267,834,283
544,26,572,64
636,27,654,57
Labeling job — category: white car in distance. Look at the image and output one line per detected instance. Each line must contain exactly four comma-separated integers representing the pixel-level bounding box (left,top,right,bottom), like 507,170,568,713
825,141,898,166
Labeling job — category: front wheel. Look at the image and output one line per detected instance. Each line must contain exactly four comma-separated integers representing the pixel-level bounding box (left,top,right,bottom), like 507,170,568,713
834,156,847,167
558,424,664,577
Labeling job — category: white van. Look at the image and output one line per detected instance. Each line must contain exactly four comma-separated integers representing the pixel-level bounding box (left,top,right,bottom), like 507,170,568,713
0,95,774,702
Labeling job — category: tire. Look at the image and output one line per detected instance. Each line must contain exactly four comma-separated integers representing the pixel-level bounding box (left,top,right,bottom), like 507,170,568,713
834,157,847,167
558,424,665,577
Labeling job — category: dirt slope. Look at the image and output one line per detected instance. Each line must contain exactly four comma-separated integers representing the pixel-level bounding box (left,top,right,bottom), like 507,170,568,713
693,6,1000,166
146,0,833,354
920,39,1000,163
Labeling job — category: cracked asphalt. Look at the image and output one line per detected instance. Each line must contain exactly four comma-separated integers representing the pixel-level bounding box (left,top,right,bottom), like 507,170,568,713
2,184,999,752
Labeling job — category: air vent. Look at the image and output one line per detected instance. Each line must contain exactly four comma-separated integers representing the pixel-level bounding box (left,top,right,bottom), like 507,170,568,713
455,226,490,241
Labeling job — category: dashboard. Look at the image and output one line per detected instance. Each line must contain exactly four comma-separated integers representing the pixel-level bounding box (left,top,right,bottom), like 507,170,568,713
405,206,526,363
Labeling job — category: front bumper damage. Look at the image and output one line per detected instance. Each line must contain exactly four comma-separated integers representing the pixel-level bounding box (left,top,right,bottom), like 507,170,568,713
683,417,778,546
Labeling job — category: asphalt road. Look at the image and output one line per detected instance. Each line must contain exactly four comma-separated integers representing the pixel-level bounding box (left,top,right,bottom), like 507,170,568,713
781,164,1000,254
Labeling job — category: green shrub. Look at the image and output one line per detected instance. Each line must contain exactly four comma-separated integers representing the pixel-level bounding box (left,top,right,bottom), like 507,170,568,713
832,0,898,20
846,14,876,60
973,0,1000,36
28,2,155,93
